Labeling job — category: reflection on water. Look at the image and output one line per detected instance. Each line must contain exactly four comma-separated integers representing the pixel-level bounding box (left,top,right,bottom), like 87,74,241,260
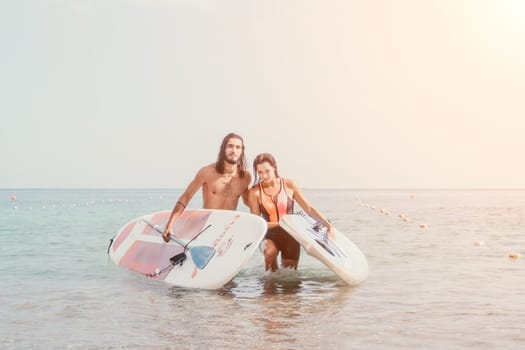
139,266,358,349
211,267,358,349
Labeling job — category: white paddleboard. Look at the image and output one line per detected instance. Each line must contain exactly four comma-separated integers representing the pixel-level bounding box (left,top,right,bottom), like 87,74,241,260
109,209,267,289
280,213,369,286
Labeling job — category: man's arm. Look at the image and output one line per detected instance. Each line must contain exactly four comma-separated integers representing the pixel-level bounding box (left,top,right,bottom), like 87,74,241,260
162,167,207,242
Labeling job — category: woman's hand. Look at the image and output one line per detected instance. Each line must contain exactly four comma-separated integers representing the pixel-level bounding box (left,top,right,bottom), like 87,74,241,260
326,222,335,239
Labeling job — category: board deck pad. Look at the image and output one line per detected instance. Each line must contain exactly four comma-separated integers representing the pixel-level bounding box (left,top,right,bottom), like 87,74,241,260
109,209,267,289
280,213,369,286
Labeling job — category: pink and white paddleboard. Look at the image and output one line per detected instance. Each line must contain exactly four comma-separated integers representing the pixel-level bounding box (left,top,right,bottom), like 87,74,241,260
109,209,267,289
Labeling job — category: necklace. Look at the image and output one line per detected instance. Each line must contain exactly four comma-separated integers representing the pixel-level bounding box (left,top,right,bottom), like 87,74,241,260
223,171,236,179
222,163,237,179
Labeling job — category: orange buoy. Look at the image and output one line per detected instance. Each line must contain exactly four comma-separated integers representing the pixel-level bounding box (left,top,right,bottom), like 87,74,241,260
10,195,17,201
507,252,522,260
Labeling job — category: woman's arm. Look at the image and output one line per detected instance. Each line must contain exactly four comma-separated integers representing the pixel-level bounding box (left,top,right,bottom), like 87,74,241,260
286,178,334,237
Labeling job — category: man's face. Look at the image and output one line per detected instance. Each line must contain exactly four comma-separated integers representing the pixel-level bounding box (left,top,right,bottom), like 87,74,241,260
224,138,243,165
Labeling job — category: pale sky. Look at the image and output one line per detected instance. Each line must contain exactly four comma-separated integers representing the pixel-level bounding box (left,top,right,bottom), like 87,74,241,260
1,0,524,189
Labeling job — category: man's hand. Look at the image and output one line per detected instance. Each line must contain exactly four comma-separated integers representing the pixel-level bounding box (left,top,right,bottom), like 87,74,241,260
162,228,171,243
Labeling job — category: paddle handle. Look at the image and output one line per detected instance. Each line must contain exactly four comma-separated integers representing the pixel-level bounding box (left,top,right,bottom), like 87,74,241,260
142,219,186,248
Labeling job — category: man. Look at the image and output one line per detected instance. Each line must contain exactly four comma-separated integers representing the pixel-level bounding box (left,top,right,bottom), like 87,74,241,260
162,132,251,242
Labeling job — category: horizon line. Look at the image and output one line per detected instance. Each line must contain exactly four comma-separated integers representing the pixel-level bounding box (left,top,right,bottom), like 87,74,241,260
2,187,525,191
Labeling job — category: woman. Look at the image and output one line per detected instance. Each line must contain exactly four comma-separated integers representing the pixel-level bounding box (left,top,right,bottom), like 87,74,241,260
248,153,333,272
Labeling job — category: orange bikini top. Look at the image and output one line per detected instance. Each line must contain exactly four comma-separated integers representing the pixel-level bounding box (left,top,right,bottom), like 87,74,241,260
258,178,294,223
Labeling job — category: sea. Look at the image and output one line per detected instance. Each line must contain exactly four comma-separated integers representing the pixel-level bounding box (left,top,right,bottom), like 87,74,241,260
1,189,524,349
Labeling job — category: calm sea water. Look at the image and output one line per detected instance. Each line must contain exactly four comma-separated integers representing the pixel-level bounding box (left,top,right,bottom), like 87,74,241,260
1,189,524,349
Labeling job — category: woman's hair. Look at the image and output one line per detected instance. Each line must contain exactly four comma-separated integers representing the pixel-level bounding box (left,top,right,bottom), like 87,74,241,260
215,133,247,178
252,152,279,185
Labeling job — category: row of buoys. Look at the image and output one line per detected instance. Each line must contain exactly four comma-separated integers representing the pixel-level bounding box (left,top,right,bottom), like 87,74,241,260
7,194,172,214
474,241,522,260
356,199,522,261
398,213,410,222
7,198,163,207
7,195,165,203
357,200,428,229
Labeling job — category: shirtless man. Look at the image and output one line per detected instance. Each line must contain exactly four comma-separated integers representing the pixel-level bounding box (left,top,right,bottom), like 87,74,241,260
162,133,252,242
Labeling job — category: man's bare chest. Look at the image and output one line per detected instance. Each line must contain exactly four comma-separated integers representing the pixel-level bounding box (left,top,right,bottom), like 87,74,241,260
205,176,245,197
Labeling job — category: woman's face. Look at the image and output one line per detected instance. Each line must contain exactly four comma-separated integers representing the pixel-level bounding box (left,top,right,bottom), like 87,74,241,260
256,161,276,184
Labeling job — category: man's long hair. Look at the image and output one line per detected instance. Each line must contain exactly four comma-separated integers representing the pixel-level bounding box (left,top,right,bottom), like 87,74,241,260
215,133,247,178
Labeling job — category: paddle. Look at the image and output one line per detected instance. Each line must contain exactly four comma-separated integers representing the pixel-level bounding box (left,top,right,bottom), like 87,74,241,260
142,219,215,270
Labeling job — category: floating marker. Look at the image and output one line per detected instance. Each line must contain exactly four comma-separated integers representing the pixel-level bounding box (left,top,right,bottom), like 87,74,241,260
507,252,522,260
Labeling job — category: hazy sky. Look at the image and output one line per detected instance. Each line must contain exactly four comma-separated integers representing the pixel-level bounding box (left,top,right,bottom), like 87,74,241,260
2,0,524,189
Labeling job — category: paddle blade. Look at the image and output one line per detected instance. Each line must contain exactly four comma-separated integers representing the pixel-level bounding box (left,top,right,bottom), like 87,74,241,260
189,246,216,270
